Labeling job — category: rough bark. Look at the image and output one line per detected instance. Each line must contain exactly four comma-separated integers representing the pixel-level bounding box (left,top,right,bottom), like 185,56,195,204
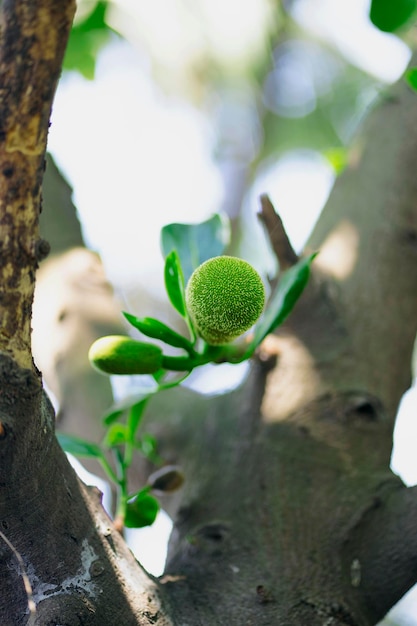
0,356,168,626
0,0,75,369
138,74,417,624
1,0,417,625
0,1,169,624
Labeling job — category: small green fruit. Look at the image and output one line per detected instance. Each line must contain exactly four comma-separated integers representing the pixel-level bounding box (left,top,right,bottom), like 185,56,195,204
185,256,265,345
89,335,163,375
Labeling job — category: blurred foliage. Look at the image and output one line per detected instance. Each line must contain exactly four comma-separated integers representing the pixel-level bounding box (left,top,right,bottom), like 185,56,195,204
41,154,84,254
370,0,417,33
62,0,406,220
64,1,114,79
57,0,416,295
405,67,417,91
370,1,417,99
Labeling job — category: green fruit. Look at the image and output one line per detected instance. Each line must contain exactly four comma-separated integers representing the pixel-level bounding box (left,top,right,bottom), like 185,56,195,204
185,256,265,345
89,335,163,375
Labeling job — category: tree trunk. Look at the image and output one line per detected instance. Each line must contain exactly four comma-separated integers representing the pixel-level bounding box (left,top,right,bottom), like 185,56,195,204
1,1,417,624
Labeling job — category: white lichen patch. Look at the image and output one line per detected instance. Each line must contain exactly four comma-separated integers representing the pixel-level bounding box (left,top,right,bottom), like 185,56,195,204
22,539,100,604
350,558,361,588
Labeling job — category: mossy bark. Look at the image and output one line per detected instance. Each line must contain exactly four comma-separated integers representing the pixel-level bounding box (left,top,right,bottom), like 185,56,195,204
0,0,76,369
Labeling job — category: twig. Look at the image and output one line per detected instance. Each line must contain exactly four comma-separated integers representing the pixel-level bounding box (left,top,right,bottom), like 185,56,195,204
258,195,299,271
0,528,36,621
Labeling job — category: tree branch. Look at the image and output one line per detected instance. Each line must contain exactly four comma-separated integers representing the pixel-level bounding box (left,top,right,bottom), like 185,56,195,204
258,194,299,271
342,483,417,623
307,75,417,418
0,0,75,369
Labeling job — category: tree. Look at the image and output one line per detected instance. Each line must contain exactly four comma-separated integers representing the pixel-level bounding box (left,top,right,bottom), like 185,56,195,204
1,0,417,624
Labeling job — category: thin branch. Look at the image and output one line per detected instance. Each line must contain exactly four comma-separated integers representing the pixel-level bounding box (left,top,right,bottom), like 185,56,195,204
257,194,299,271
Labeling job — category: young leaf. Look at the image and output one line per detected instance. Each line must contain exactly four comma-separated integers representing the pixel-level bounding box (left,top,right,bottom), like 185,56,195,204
152,368,166,383
127,398,149,441
103,423,128,448
164,250,187,317
124,489,159,528
323,147,348,175
57,433,104,459
123,313,194,352
161,214,231,283
370,0,416,32
102,407,124,426
249,253,317,352
63,1,112,80
103,391,155,426
136,433,161,463
406,68,417,92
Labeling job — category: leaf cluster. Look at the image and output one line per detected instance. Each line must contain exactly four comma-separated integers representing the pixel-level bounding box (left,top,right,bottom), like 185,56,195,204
370,0,417,94
59,214,316,529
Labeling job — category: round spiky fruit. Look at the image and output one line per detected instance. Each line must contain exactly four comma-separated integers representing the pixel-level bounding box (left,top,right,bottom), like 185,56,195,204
89,335,163,375
185,256,265,345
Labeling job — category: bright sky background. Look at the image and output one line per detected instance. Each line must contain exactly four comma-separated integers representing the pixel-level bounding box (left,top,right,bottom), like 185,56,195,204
48,0,411,289
47,1,417,619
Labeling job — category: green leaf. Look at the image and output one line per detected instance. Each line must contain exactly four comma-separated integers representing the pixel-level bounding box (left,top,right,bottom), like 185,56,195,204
125,489,159,528
323,147,348,175
127,398,149,441
152,369,167,383
405,68,417,92
57,433,104,459
103,392,154,426
250,253,317,351
64,1,113,79
136,433,160,463
164,250,187,317
161,214,230,283
102,407,124,426
370,0,416,32
123,313,193,352
103,424,128,448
